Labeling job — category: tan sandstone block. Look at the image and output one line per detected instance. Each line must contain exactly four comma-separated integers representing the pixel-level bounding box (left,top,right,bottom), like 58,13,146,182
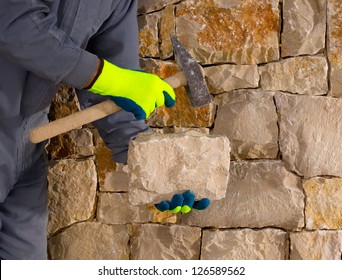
130,224,201,260
127,133,230,205
204,65,259,94
97,193,173,225
259,56,328,95
328,0,342,97
213,90,278,160
202,229,288,260
290,230,342,260
303,178,342,230
282,0,326,57
47,159,97,235
275,93,342,177
182,161,304,230
49,222,129,260
176,0,280,64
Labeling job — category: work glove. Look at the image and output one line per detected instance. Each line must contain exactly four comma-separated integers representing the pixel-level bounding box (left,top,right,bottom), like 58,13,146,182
87,59,176,120
155,190,210,214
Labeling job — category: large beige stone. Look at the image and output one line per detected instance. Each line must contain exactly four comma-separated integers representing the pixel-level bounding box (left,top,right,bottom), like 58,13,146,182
47,159,97,235
303,178,342,230
141,58,215,128
290,230,342,260
138,0,179,14
176,0,280,64
49,222,129,260
201,229,288,260
259,56,328,95
182,161,304,230
282,0,326,57
275,93,342,177
130,224,201,260
204,65,259,94
328,0,342,97
128,132,230,205
213,90,278,160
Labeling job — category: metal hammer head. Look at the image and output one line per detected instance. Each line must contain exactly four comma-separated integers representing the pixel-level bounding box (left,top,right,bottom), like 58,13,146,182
170,35,212,107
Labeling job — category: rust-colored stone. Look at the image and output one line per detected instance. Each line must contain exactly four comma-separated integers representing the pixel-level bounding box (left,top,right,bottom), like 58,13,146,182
49,85,80,121
176,0,280,64
94,132,117,191
138,13,160,58
140,58,215,127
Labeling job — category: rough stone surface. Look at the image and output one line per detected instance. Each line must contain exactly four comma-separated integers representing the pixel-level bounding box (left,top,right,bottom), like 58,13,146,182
97,193,152,225
45,0,342,261
328,0,342,97
303,178,342,230
47,128,94,160
201,229,288,260
130,224,201,260
259,56,328,95
141,58,215,128
182,161,304,230
47,159,97,235
282,0,326,57
128,132,231,205
160,5,176,59
138,13,160,57
204,65,259,94
49,223,129,260
49,85,80,121
275,93,342,177
213,90,278,160
138,0,179,14
176,0,280,64
290,230,342,260
94,133,128,192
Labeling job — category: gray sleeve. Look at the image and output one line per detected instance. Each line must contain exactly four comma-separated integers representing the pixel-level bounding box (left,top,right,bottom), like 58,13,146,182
77,0,149,164
0,0,98,88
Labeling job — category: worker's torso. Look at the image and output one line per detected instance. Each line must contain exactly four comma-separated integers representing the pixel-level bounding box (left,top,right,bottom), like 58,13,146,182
0,0,125,192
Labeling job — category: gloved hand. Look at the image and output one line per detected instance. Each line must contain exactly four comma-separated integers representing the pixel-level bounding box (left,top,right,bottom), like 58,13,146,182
86,59,176,120
155,190,210,214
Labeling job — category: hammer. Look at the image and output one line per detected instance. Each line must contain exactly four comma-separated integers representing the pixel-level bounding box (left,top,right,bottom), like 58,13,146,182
29,35,212,144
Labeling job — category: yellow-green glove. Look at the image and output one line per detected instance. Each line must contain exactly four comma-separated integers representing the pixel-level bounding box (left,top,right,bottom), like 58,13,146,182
87,59,176,120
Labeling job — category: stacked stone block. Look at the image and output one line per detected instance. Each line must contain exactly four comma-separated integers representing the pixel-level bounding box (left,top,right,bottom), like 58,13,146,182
47,0,342,260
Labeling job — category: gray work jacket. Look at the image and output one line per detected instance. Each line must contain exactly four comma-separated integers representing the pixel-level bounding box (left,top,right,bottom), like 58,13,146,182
0,0,148,198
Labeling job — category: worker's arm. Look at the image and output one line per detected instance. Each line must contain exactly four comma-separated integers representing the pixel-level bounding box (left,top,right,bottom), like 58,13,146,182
0,0,98,88
0,1,175,120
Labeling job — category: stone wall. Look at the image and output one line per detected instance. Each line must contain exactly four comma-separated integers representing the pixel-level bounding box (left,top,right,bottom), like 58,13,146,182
47,0,342,260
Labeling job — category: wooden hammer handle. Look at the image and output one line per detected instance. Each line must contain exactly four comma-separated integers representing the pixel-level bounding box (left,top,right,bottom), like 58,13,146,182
29,71,186,144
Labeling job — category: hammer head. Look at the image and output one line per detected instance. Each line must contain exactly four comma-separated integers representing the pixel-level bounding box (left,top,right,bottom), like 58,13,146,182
170,35,212,108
